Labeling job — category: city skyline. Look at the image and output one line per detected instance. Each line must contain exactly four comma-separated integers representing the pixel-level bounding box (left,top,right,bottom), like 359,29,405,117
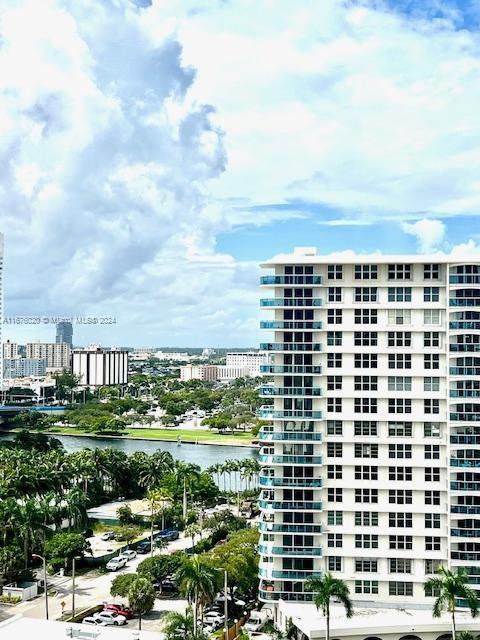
2,1,480,346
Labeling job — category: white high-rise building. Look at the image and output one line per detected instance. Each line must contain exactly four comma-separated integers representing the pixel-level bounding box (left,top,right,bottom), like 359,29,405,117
3,340,19,359
26,342,70,371
72,346,129,387
226,351,268,376
258,247,480,609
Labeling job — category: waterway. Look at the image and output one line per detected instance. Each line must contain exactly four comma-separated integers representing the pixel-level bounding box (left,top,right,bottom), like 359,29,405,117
0,432,258,470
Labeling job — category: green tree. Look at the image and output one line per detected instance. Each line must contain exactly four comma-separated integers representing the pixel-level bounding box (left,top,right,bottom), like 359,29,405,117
12,411,48,430
44,532,91,571
163,610,194,640
424,567,479,640
117,505,135,524
111,573,137,598
128,576,155,630
175,555,218,634
115,525,142,544
0,544,26,587
305,573,353,640
137,554,181,589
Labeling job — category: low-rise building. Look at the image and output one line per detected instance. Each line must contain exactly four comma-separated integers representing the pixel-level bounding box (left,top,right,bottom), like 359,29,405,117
180,364,218,381
3,358,46,378
217,365,251,381
226,351,267,376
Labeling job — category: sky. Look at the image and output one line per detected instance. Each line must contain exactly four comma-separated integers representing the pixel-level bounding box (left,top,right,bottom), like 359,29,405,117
2,0,480,347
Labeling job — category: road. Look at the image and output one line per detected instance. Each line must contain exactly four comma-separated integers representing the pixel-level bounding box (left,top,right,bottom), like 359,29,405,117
15,532,196,633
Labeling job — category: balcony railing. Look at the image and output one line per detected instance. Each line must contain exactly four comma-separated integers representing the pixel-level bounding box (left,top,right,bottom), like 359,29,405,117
259,387,322,397
450,322,480,331
258,522,322,533
450,367,480,376
451,413,480,421
260,343,322,352
451,529,480,538
260,275,322,286
450,299,480,307
451,435,480,445
258,500,322,510
451,505,480,515
451,481,480,492
261,365,322,374
451,552,480,561
260,298,322,308
258,407,322,419
450,390,480,398
258,430,322,441
260,321,322,330
259,590,314,602
450,459,480,468
259,454,323,465
450,275,480,284
271,570,322,580
259,476,322,488
259,544,322,557
450,344,480,352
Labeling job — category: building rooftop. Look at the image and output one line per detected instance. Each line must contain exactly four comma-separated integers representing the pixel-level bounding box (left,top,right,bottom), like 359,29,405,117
0,616,162,639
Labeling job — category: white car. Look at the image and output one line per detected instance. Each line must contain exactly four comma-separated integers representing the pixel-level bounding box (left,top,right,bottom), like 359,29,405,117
204,612,225,626
83,616,108,626
106,556,128,571
93,611,127,626
119,549,137,560
101,531,115,541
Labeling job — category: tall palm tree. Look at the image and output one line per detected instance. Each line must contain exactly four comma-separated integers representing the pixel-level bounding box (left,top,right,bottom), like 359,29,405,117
175,555,218,635
163,610,194,640
306,573,353,640
424,566,479,640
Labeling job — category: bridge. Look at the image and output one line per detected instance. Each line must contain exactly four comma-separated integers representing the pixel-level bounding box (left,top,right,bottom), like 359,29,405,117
0,405,65,416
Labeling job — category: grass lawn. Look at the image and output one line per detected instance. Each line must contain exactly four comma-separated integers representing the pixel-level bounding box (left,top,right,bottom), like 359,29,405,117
44,425,254,445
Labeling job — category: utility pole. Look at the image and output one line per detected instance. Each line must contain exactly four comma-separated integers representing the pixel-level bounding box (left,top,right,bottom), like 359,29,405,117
32,554,48,620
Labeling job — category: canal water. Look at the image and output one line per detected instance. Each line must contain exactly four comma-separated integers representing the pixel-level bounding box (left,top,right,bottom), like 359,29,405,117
0,432,258,470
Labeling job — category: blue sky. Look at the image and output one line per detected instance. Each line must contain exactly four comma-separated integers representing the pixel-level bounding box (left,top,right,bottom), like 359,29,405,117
2,0,480,346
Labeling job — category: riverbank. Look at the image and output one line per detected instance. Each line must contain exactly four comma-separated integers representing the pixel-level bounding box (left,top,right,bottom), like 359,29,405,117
32,426,256,447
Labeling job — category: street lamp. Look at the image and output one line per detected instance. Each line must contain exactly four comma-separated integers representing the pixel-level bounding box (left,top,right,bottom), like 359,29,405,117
32,554,48,620
218,567,228,639
72,555,81,620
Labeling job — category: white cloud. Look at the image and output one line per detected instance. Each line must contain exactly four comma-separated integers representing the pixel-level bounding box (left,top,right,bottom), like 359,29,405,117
402,219,446,252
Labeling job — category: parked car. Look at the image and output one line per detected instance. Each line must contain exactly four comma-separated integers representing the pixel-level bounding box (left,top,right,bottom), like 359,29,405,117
106,556,128,571
119,549,137,561
136,541,151,554
80,528,94,538
101,531,115,541
204,612,225,627
93,611,127,626
82,616,107,626
104,604,133,619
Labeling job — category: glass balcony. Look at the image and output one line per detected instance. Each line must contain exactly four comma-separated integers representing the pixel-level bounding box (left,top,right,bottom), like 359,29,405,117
450,299,480,307
259,476,322,488
260,275,322,286
450,390,480,398
451,505,480,515
271,570,322,580
260,321,322,330
450,275,480,284
451,435,480,445
258,430,322,441
451,552,480,561
258,407,322,420
259,544,322,556
450,459,480,468
258,500,322,510
451,529,480,538
259,454,323,465
259,590,314,602
261,364,322,374
451,481,480,491
450,367,480,376
260,298,322,308
260,343,322,352
450,322,480,330
450,344,480,352
451,412,480,421
259,387,322,397
258,522,322,533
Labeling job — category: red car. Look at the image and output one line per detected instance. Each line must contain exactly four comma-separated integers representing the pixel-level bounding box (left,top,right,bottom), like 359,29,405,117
104,604,133,619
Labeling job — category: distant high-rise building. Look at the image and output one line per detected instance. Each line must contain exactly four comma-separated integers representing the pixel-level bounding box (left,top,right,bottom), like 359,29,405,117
226,351,268,376
56,321,73,348
3,358,46,378
72,346,129,387
26,342,70,371
3,340,19,359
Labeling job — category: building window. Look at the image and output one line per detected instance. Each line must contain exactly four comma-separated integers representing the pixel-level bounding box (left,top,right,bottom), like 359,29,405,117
389,535,412,550
388,399,412,414
355,511,379,526
354,398,377,413
354,421,378,436
327,510,343,525
424,309,441,325
327,465,343,479
389,559,412,574
388,422,413,437
327,331,342,346
327,397,343,413
424,354,440,370
326,420,343,435
355,465,378,480
424,377,440,392
327,353,342,368
425,490,441,505
389,512,412,528
355,489,378,503
388,264,412,280
388,353,412,369
424,264,440,280
425,513,441,529
355,559,378,572
389,490,412,504
327,533,343,548
389,466,412,481
327,442,343,457
327,375,343,390
424,399,440,414
424,287,440,302
355,264,378,280
355,580,378,595
388,331,412,347
355,534,378,549
355,443,378,458
425,467,440,482
388,377,412,392
388,309,411,325
327,309,342,324
425,536,441,551
424,422,441,437
328,488,343,502
327,265,343,280
389,582,413,596
328,556,342,571
388,287,412,302
354,309,378,325
424,331,441,347
388,444,412,459
354,376,378,391
425,444,440,459
354,331,378,346
328,287,342,302
355,287,378,302
425,559,442,574
354,353,378,368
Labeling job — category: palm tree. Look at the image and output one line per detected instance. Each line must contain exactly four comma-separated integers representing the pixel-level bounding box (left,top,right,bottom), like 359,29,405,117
175,555,218,635
424,566,479,640
185,523,202,550
146,489,168,557
306,573,353,640
163,610,194,640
